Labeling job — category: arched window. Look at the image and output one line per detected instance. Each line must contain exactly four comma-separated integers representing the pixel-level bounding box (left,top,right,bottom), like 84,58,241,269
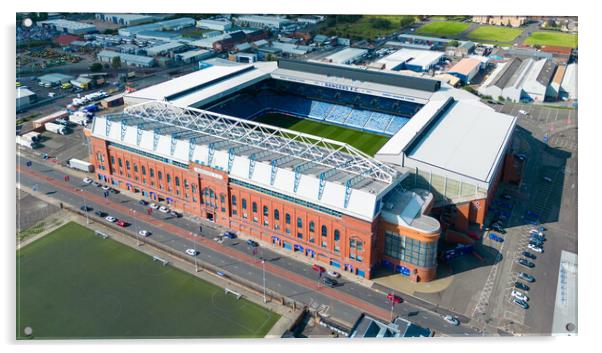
334,230,340,242
157,171,162,180
285,213,291,224
175,176,180,186
274,209,280,220
252,202,257,213
321,225,328,237
263,205,269,216
141,166,146,175
309,221,315,233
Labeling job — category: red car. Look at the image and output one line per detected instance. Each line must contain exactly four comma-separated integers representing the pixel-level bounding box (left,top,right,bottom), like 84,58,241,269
387,293,402,304
467,231,481,241
116,220,127,227
312,264,325,273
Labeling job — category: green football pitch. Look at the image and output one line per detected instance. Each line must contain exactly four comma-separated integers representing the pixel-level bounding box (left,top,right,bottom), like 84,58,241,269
254,113,390,156
16,222,280,339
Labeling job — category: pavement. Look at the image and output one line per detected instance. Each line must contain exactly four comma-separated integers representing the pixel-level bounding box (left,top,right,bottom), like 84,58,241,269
16,151,483,336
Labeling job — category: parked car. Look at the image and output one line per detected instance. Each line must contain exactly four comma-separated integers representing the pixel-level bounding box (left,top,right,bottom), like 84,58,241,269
443,315,460,326
116,220,126,227
169,211,181,218
529,239,544,247
511,290,529,301
518,109,528,115
149,203,159,210
543,176,552,183
101,185,110,191
386,293,402,304
489,233,504,242
530,235,545,243
159,206,170,213
94,210,106,217
321,276,337,287
138,199,148,206
522,251,536,260
517,258,535,268
515,282,530,291
246,239,259,247
105,216,116,222
138,230,150,237
514,153,527,161
109,188,119,194
185,248,198,256
518,272,535,282
528,244,543,253
312,264,326,273
529,229,545,237
512,298,529,310
83,177,92,184
223,231,237,239
80,205,92,212
93,181,102,187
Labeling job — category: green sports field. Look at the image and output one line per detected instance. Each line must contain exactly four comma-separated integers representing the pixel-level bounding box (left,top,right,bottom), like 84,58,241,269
416,21,470,36
523,31,578,48
16,222,280,339
467,25,523,42
254,113,390,156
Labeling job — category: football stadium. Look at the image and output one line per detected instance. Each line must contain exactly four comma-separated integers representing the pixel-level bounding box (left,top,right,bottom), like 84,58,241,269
87,58,518,282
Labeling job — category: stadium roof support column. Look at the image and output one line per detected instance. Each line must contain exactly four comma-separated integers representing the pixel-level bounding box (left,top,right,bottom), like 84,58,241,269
344,174,365,208
270,155,296,185
293,162,314,193
318,168,338,200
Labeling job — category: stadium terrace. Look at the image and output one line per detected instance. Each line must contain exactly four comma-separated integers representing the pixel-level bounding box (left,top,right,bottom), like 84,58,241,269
87,58,518,282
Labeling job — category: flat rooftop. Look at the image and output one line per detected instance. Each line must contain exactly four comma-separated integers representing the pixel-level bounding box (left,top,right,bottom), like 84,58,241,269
405,100,516,183
448,57,481,76
376,48,444,70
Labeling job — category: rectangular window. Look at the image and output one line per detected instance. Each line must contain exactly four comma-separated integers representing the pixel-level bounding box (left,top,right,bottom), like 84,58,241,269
253,216,258,223
149,168,154,178
321,241,327,248
118,158,122,167
125,160,130,170
110,156,115,165
334,245,340,253
242,199,247,210
166,174,171,183
286,228,290,234
134,164,138,172
232,209,238,216
141,166,146,175
297,232,303,239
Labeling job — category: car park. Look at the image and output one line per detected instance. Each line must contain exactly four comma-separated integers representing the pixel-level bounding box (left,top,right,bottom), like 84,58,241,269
246,239,259,247
83,177,92,184
223,231,237,239
159,206,170,213
522,251,536,260
512,298,529,310
138,230,150,237
386,293,402,303
489,233,504,242
515,282,530,291
518,272,535,282
105,216,116,222
138,199,148,206
94,210,107,217
517,258,535,268
528,244,543,253
80,205,92,212
443,315,460,326
511,290,529,301
149,203,159,210
116,220,126,227
185,248,198,256
321,276,337,287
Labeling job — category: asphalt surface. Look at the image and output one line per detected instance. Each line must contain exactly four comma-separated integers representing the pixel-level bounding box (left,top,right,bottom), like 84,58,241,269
16,153,481,336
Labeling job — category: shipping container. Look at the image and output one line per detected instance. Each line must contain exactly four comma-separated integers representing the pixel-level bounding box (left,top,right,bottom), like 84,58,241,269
44,122,67,135
16,136,38,149
68,158,94,172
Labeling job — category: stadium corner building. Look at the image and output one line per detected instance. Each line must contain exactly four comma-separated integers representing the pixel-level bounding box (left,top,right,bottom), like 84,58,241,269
86,59,519,282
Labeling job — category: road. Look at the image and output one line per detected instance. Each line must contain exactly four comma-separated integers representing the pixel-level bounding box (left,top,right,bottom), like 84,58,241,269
16,153,481,336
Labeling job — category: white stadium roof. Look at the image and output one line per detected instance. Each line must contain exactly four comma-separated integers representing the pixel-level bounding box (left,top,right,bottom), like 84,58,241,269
91,101,404,221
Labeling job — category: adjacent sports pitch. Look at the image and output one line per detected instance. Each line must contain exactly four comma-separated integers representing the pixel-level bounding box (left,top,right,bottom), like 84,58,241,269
254,113,390,156
467,25,523,42
523,31,578,48
16,222,280,339
416,21,470,36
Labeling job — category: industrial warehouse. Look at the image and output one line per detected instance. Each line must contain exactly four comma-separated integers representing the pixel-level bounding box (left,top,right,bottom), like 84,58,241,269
85,58,517,282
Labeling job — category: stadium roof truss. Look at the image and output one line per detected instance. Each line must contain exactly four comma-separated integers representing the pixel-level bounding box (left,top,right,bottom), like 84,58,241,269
121,101,398,184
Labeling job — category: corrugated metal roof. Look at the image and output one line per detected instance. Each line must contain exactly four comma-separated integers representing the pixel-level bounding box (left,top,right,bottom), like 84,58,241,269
448,58,481,76
536,59,558,86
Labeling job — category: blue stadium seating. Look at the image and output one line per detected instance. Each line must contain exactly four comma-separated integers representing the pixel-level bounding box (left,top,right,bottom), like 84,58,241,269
204,81,422,136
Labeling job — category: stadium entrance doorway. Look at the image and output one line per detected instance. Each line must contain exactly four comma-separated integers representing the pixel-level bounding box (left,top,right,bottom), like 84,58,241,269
206,212,214,222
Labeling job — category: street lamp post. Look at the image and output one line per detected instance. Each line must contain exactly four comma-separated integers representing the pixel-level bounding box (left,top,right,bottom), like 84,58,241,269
80,189,90,225
132,209,141,246
191,232,198,272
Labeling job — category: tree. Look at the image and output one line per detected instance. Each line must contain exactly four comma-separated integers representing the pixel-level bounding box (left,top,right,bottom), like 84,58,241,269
111,56,122,69
446,40,460,48
369,18,392,30
89,62,103,72
498,96,506,102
